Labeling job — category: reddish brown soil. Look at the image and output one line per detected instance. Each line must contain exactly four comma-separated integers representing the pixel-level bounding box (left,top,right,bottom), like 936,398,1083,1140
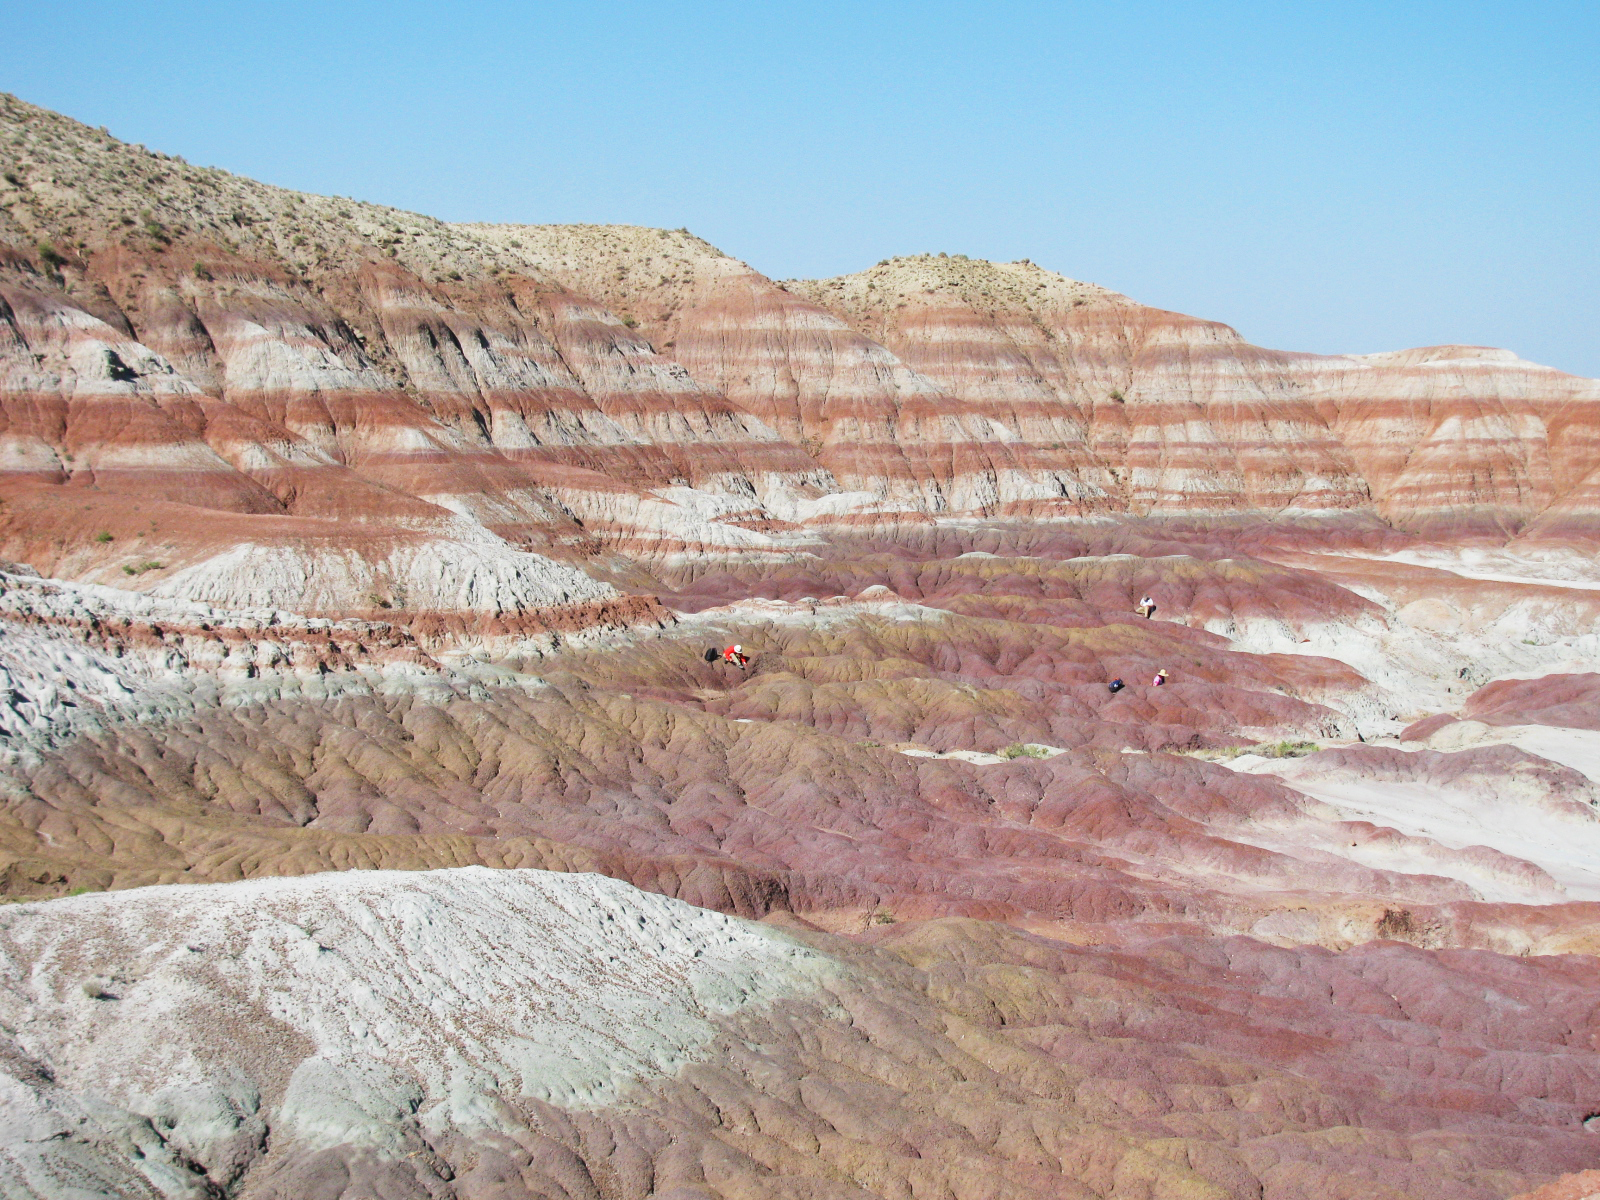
1464,674,1600,731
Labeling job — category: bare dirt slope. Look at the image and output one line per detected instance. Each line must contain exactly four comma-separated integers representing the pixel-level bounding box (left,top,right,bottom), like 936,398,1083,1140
6,866,1600,1200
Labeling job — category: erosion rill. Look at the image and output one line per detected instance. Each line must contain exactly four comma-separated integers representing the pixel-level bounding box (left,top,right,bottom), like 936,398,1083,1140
2,92,1600,1199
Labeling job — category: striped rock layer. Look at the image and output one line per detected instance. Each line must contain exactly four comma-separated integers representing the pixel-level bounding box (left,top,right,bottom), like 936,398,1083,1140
1,93,1596,625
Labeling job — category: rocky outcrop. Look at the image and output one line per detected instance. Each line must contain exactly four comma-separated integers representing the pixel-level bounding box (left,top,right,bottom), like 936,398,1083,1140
0,567,435,752
494,227,1056,519
789,257,1361,517
0,565,678,760
1301,346,1600,540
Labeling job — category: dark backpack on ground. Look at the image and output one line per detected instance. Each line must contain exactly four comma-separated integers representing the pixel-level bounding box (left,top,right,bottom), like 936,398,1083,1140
704,646,720,663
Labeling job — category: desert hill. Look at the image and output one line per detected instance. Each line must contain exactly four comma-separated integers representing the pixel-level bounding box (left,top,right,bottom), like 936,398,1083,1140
3,92,1599,626
7,866,1600,1199
3,92,1600,1199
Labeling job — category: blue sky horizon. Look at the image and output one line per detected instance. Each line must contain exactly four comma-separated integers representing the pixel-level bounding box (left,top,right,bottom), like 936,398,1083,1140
5,1,1596,375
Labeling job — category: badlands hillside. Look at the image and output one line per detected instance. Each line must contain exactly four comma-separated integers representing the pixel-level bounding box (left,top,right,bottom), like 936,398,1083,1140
3,92,1600,1198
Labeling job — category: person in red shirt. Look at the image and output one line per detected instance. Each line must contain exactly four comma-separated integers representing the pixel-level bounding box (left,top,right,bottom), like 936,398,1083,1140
724,644,750,668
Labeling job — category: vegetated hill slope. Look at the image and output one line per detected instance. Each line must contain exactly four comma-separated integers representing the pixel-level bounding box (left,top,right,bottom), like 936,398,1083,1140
2,92,1598,630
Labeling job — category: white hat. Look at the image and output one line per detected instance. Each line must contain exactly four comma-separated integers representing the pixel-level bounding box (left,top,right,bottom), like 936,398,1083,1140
734,645,742,653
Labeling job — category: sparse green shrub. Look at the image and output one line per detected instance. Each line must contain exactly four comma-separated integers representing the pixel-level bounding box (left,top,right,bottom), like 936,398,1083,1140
93,530,113,543
1258,740,1320,759
37,242,63,271
1181,740,1320,761
121,560,164,576
1108,389,1126,403
1000,743,1050,760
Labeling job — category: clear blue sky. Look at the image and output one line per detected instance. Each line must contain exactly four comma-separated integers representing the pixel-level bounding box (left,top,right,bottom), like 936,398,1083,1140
6,1,1597,375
